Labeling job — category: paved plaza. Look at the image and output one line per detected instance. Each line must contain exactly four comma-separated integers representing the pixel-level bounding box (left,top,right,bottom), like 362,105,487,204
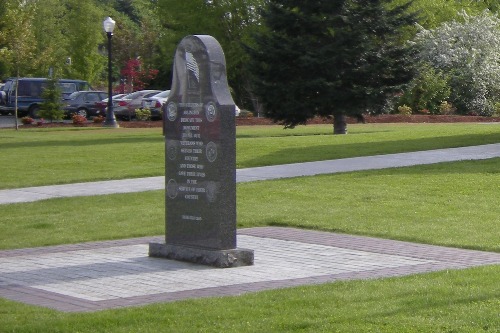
1,227,499,312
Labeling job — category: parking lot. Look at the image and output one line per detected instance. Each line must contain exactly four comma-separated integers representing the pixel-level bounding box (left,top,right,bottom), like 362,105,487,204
0,115,16,128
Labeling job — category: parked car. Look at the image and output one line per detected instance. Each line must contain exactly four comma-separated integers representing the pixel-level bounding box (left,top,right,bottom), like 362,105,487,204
95,93,126,114
0,77,91,117
113,90,162,120
141,90,170,120
63,91,108,119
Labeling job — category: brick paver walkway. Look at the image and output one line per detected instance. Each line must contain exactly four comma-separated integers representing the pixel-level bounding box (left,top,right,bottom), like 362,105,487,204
1,227,499,312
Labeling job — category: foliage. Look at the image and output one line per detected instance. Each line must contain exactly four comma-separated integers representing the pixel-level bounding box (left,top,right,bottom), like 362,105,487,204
398,65,451,114
397,105,412,115
391,0,496,29
63,0,107,83
93,115,105,123
156,0,267,107
30,0,68,77
118,58,159,93
247,0,417,133
20,116,34,125
239,110,254,118
135,108,151,120
0,0,161,90
71,113,87,125
439,101,456,115
413,10,500,116
39,77,65,121
0,0,39,77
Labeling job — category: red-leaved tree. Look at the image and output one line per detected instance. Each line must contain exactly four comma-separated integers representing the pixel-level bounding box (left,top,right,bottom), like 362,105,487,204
118,58,159,93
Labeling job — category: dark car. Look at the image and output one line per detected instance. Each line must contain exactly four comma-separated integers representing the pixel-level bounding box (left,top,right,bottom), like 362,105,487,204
63,91,108,119
0,78,92,117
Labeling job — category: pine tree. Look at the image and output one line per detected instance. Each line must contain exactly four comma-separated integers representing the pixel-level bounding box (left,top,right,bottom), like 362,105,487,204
39,78,65,122
247,0,417,134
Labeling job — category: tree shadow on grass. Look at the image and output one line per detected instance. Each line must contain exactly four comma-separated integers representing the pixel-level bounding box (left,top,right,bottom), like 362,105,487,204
242,132,500,168
0,135,163,150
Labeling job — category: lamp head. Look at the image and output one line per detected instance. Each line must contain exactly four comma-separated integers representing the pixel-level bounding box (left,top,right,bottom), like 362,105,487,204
103,17,116,34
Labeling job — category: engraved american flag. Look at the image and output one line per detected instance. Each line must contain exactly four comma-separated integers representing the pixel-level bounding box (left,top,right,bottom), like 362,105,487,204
185,52,200,82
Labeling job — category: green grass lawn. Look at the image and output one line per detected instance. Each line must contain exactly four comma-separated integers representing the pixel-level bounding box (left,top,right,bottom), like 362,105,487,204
0,123,499,332
1,265,499,332
1,159,498,251
1,123,499,189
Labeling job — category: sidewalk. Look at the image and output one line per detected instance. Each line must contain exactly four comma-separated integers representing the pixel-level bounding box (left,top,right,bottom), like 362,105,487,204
1,143,500,205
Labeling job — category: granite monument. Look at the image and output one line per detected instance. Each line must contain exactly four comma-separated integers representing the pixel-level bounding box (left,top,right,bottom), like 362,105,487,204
149,35,254,268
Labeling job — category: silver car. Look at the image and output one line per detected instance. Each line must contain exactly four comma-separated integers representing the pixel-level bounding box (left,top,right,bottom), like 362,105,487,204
141,90,170,120
113,90,161,120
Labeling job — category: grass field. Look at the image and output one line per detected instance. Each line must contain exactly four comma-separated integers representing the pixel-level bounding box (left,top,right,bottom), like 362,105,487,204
1,123,500,189
0,123,499,332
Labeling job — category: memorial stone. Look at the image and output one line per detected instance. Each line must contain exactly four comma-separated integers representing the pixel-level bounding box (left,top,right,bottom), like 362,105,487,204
149,35,254,268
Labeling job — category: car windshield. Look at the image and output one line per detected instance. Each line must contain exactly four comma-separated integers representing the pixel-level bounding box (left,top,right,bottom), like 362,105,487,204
123,91,144,99
59,83,78,94
153,90,170,98
66,92,80,100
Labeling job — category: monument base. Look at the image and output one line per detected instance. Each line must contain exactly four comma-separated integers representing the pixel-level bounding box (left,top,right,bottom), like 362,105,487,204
149,243,254,268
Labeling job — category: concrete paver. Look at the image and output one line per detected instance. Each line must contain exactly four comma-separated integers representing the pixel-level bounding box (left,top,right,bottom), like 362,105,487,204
1,227,499,312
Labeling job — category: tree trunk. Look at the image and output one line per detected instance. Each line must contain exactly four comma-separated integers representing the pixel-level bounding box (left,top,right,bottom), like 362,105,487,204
333,113,347,134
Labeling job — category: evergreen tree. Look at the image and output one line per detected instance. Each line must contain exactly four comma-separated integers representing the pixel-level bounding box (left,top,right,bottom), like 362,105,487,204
39,78,65,122
247,0,417,133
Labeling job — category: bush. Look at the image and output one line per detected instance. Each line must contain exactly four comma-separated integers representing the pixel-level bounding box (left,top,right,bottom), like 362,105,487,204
93,115,105,123
494,103,500,117
439,101,456,115
21,116,34,125
397,105,412,116
414,11,500,116
399,65,451,115
72,114,87,126
239,110,254,118
135,108,151,121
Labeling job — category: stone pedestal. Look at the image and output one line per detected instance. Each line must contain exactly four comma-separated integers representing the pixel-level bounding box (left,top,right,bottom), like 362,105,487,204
149,243,254,268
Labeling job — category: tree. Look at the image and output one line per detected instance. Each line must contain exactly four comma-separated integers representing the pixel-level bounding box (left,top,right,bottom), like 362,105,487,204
0,0,39,77
391,0,496,29
39,77,65,122
30,0,68,78
413,10,500,116
247,0,417,134
156,0,267,105
63,0,107,83
118,58,159,93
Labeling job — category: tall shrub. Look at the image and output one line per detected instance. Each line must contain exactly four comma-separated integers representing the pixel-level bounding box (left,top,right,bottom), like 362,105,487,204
399,65,451,114
413,10,500,116
39,78,65,121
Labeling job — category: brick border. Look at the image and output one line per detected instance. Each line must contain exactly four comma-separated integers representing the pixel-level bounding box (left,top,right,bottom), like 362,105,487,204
1,228,499,312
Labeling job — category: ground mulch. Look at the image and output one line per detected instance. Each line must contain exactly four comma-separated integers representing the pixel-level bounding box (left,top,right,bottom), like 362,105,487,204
13,114,500,129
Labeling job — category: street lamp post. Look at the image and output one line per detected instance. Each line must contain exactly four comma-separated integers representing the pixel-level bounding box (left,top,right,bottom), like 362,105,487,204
103,17,119,128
